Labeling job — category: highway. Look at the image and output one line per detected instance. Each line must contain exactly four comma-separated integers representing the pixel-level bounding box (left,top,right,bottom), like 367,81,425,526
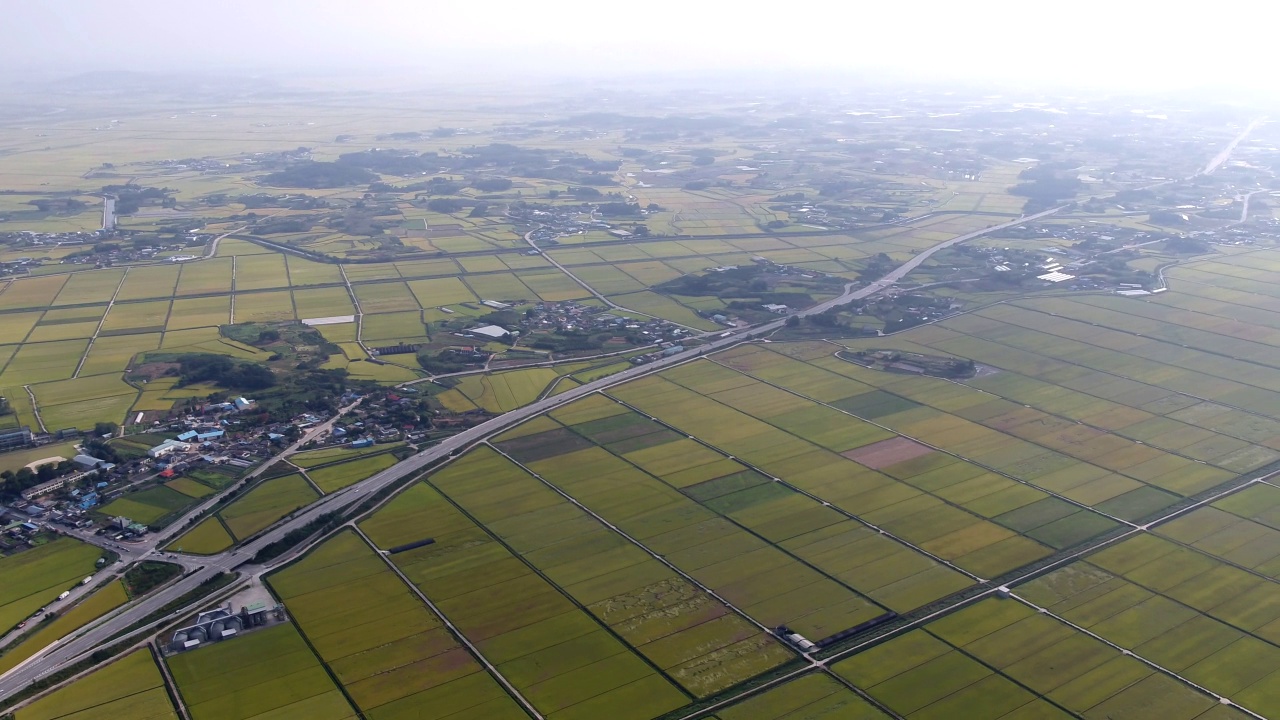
0,206,1060,705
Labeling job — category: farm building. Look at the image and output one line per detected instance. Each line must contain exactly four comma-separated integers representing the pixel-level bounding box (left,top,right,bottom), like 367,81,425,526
466,324,510,339
148,439,191,458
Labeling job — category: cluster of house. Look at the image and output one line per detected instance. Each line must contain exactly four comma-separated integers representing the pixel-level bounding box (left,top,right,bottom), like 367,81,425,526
519,301,690,341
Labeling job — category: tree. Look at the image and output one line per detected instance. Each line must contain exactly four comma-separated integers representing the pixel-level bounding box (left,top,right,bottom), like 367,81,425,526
785,315,800,328
692,155,715,166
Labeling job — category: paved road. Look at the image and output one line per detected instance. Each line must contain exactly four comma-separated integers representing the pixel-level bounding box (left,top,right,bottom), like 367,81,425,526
101,197,115,232
0,206,1060,704
1201,119,1265,176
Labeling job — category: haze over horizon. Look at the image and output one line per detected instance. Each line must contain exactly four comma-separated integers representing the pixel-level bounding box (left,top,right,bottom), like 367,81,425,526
5,0,1278,97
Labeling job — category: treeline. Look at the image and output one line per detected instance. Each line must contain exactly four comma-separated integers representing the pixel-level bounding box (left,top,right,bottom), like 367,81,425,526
175,354,276,391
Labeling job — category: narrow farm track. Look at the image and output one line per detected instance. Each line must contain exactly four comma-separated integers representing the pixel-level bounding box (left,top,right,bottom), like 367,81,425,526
73,266,130,378
23,385,45,434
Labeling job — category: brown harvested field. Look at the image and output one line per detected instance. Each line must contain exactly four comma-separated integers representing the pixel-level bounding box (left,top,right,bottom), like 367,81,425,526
842,436,936,469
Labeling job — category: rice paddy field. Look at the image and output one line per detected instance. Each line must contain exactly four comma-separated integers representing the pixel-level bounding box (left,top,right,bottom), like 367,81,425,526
14,648,177,720
0,205,1011,428
305,453,399,493
0,539,104,634
166,471,319,553
355,458,792,718
0,580,129,675
266,530,529,719
166,621,357,720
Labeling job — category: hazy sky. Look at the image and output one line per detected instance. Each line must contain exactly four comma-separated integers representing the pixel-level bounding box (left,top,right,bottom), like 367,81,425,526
4,0,1276,91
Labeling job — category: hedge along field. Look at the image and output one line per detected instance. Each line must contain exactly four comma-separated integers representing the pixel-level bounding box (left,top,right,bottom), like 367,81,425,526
832,597,1235,720
15,648,177,720
606,366,1056,582
0,580,128,675
166,621,357,720
267,530,529,719
0,538,103,635
359,478,694,720
419,446,794,697
494,405,912,636
306,453,399,494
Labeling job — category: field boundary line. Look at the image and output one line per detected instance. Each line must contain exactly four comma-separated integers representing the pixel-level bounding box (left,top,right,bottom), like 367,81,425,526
348,525,544,720
1011,591,1266,719
151,641,191,720
73,266,130,378
23,385,45,434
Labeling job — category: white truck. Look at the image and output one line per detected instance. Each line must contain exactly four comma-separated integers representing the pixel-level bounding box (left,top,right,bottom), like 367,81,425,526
81,576,92,585
57,591,70,600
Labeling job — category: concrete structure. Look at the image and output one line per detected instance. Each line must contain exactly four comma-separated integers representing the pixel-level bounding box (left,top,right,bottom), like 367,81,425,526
72,454,108,470
762,304,790,314
147,439,191,459
169,603,273,652
466,324,510,339
0,426,33,451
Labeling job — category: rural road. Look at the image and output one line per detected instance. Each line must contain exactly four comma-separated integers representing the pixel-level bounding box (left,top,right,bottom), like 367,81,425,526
0,205,1062,705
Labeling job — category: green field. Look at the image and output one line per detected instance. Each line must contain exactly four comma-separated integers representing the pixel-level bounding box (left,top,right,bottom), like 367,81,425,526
267,530,528,718
217,473,319,540
305,453,399,493
16,648,177,720
0,581,128,675
0,539,103,634
97,485,197,526
166,621,356,720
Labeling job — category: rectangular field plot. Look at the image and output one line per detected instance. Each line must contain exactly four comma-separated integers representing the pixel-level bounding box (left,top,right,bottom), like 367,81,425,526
353,281,421,313
51,268,125,306
834,597,1236,720
167,621,356,720
359,479,694,719
101,299,170,334
1016,533,1280,718
0,339,88,385
115,264,181,301
268,530,528,719
284,256,344,285
233,253,290,291
0,275,67,311
168,296,230,330
175,258,233,296
293,286,356,319
406,276,477,307
15,648,177,720
715,673,888,719
233,289,296,323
